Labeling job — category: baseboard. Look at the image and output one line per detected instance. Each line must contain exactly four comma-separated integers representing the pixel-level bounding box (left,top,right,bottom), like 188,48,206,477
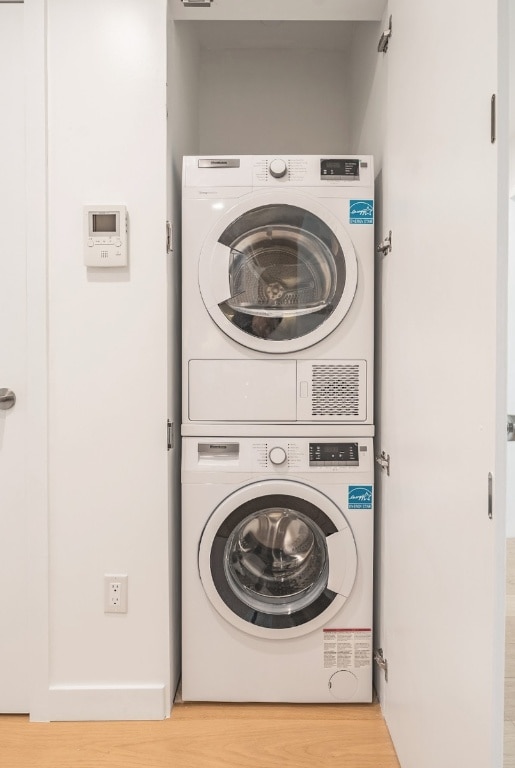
46,684,168,721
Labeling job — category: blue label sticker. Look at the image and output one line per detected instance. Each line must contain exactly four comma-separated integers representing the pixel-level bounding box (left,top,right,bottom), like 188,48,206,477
350,199,374,225
348,485,373,510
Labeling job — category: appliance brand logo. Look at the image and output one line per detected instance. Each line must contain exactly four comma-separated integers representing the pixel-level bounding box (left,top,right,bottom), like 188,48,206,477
348,485,373,510
349,200,374,225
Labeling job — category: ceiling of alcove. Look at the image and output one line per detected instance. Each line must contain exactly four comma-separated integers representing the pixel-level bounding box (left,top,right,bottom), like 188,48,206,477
181,20,371,51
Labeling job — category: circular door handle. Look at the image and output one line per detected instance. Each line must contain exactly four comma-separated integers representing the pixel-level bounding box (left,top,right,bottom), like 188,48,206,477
0,389,16,410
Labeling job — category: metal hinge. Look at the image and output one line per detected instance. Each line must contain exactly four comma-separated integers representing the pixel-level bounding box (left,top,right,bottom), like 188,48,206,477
508,415,515,442
166,221,173,255
182,0,212,6
374,648,388,682
167,420,174,451
491,94,496,144
377,230,392,256
375,451,390,476
377,16,392,54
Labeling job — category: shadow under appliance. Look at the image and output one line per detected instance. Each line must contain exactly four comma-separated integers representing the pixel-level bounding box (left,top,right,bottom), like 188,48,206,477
182,155,375,433
182,436,374,703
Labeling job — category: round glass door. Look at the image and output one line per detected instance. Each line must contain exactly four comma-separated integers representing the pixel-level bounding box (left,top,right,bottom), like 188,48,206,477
201,486,357,636
199,194,358,353
225,506,329,615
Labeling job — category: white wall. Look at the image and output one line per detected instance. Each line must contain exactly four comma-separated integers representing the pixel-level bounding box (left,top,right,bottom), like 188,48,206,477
167,17,201,705
44,0,172,720
348,21,386,170
198,48,351,155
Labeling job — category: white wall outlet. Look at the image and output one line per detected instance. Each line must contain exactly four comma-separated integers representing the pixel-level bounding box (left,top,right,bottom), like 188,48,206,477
104,574,128,614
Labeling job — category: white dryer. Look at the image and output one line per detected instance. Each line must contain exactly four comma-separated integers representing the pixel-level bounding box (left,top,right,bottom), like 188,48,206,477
182,155,375,434
182,435,374,703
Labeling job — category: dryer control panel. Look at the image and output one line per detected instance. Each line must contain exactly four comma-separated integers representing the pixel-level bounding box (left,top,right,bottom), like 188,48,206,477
251,155,372,186
182,155,373,189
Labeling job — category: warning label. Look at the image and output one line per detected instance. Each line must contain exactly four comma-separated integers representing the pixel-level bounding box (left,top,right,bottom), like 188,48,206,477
323,628,372,670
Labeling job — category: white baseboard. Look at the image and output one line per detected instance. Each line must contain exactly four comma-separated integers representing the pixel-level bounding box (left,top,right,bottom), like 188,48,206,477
45,684,169,721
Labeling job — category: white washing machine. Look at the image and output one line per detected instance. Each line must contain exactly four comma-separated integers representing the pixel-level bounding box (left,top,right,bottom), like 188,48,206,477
182,155,375,435
182,436,374,703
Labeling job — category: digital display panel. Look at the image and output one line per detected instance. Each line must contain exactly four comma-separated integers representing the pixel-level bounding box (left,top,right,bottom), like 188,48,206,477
92,213,117,234
309,442,359,466
320,159,360,180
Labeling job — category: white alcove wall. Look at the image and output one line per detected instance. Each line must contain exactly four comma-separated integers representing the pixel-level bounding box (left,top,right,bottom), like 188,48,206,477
167,2,389,705
169,20,384,158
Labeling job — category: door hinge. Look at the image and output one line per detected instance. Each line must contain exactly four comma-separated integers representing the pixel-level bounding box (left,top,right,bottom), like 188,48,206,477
166,221,173,255
374,648,388,682
375,451,390,476
508,415,515,442
377,16,392,54
377,230,392,256
167,420,174,451
488,472,493,519
182,0,212,6
491,94,496,144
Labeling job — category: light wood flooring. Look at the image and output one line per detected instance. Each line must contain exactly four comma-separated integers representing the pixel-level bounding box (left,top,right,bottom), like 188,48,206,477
0,699,400,768
506,539,515,766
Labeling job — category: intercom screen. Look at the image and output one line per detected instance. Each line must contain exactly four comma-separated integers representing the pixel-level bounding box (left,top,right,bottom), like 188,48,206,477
92,213,117,233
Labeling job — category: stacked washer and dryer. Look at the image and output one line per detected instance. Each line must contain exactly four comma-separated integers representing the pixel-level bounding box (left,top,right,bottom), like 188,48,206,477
181,155,375,703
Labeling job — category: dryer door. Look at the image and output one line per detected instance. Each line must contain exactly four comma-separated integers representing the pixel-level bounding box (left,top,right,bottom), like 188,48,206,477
198,191,358,354
198,480,357,639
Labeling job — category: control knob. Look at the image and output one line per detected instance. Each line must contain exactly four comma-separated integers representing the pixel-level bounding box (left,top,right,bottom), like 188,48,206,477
269,446,287,465
269,158,287,179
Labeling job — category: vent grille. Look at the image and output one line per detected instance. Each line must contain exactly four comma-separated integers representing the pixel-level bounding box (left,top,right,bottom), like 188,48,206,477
311,364,361,416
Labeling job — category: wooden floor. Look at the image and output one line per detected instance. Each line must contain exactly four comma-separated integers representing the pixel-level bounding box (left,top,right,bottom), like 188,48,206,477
0,700,400,768
506,539,515,767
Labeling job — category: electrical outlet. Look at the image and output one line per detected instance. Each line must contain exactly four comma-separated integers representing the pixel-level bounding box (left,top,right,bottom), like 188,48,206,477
104,574,128,614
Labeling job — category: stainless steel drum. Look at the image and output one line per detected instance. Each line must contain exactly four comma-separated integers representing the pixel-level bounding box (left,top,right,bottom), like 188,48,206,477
217,204,347,341
227,226,337,316
224,507,328,614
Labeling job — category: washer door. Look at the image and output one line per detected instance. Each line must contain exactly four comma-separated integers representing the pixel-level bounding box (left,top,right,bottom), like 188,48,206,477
198,191,358,354
199,480,357,639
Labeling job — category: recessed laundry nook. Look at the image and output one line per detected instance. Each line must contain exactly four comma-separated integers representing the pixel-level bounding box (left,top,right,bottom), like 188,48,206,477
0,2,508,768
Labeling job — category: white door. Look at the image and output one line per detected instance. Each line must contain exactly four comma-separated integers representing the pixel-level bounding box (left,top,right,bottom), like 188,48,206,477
0,3,29,713
378,1,506,766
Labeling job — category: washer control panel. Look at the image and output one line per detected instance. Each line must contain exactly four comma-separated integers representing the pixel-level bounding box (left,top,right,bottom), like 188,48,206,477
309,442,359,467
247,440,369,472
188,437,373,475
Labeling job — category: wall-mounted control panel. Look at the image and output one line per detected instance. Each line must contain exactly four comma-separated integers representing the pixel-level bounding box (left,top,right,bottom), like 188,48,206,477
84,205,128,267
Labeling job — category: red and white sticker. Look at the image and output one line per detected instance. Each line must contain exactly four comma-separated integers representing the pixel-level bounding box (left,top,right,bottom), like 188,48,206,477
323,628,372,670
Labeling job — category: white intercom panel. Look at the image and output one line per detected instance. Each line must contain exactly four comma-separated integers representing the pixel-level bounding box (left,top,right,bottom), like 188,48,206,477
84,205,128,267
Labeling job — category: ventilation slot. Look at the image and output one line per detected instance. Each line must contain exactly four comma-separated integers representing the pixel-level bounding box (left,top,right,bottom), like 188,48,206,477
311,365,361,417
